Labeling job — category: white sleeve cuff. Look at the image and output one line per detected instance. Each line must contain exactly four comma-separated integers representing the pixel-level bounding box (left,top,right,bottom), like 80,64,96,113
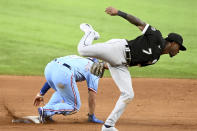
142,24,150,34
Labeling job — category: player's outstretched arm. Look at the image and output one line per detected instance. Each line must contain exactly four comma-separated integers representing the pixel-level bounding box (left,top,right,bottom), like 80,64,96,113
88,90,104,124
105,6,146,31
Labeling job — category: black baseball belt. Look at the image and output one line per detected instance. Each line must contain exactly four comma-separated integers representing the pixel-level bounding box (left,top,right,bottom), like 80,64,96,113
125,45,131,65
54,59,71,70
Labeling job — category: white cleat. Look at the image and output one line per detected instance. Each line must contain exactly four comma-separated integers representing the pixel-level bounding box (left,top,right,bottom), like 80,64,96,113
101,125,119,131
93,31,100,40
80,23,100,40
80,23,94,32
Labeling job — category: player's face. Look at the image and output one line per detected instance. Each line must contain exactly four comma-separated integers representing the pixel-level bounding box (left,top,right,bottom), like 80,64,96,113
169,42,180,57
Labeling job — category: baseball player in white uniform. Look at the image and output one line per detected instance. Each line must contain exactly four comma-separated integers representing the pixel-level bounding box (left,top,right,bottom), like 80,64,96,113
78,25,133,131
77,6,186,131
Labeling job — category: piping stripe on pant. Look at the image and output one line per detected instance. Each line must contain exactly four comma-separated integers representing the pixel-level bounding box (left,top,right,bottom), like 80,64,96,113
44,109,74,112
70,74,77,110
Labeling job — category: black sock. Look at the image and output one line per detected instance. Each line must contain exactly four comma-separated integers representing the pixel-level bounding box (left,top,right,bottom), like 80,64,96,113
104,124,112,128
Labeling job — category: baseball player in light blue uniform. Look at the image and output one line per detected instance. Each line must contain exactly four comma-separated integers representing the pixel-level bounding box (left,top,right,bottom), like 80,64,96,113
33,55,103,124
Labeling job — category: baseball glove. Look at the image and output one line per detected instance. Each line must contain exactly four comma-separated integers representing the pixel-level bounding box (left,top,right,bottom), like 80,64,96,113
90,62,105,78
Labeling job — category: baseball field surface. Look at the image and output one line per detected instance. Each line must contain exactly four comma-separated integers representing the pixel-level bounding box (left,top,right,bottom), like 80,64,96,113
0,76,197,131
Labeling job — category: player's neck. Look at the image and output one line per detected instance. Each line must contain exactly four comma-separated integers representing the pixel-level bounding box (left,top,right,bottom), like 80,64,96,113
161,42,171,55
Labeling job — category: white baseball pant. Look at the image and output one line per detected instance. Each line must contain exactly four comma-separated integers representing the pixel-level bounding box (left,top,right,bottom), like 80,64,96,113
78,31,134,127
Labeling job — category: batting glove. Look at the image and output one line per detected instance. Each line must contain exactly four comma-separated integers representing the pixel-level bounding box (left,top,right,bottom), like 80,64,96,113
88,114,104,124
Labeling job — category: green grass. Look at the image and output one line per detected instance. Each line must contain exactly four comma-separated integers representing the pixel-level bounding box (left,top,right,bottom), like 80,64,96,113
0,0,196,78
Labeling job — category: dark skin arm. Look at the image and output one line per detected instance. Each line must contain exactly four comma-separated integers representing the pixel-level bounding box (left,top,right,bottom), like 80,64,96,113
106,7,153,66
105,7,146,31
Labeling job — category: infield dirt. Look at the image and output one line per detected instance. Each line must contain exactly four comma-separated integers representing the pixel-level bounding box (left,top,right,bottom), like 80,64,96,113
0,76,197,131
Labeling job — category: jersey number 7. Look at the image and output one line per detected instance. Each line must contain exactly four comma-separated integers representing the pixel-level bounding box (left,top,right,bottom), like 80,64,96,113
142,48,152,55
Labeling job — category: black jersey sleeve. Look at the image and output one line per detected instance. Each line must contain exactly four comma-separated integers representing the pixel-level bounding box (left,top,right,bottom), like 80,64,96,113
142,24,159,35
143,24,163,48
142,24,150,34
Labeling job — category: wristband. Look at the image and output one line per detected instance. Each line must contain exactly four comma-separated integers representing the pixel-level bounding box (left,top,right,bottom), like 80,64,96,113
117,10,127,19
40,82,51,96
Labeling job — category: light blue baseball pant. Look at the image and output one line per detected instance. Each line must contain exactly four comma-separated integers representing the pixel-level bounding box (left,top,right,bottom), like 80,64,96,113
43,61,81,117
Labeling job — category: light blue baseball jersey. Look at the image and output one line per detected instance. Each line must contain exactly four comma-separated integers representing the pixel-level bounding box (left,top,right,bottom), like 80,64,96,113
55,55,99,92
42,55,99,116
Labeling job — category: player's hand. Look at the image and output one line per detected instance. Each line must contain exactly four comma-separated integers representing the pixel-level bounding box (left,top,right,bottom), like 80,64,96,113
88,114,104,124
33,93,44,106
105,7,118,16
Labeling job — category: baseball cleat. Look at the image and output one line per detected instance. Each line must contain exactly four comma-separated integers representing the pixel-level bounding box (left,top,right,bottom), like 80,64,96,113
93,31,100,40
45,116,54,123
80,23,94,32
101,125,119,131
38,107,46,124
80,23,100,40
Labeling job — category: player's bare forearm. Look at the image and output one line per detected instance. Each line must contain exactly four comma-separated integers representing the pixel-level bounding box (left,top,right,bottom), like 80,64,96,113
105,6,146,31
88,90,96,115
124,13,146,31
87,90,104,123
